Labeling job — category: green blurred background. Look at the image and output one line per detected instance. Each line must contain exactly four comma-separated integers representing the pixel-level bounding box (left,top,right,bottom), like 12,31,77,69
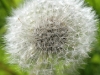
0,0,100,75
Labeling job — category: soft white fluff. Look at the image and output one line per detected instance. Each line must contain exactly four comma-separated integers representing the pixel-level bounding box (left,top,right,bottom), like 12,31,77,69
5,0,97,75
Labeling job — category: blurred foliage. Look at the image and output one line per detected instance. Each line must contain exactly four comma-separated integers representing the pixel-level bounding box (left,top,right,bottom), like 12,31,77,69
79,0,100,75
0,0,28,75
0,0,100,75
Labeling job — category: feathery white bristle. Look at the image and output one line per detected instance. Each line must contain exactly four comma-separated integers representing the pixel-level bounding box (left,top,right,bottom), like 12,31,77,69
5,0,97,75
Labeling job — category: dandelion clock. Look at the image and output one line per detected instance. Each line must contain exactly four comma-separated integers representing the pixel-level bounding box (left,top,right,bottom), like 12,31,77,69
4,0,97,75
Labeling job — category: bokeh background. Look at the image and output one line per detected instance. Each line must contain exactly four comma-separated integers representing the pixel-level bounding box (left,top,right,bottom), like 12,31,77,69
0,0,100,75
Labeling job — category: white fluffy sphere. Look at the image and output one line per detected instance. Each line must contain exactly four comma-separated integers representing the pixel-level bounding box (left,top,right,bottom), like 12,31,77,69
5,0,97,75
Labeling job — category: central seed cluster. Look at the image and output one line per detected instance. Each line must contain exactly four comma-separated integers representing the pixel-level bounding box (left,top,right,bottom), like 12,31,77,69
34,21,68,53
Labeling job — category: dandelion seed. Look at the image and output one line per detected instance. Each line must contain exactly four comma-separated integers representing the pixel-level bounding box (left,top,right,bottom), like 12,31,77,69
4,0,97,75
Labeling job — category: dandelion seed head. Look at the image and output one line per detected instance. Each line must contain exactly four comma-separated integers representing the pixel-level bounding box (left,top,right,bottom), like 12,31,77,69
5,0,97,75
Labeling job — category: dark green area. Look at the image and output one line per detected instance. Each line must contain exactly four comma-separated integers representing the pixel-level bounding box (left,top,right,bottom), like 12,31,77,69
0,0,100,75
0,0,27,75
79,0,100,75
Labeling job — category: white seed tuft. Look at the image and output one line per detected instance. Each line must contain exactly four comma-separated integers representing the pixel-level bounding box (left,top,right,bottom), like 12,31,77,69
4,0,97,75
